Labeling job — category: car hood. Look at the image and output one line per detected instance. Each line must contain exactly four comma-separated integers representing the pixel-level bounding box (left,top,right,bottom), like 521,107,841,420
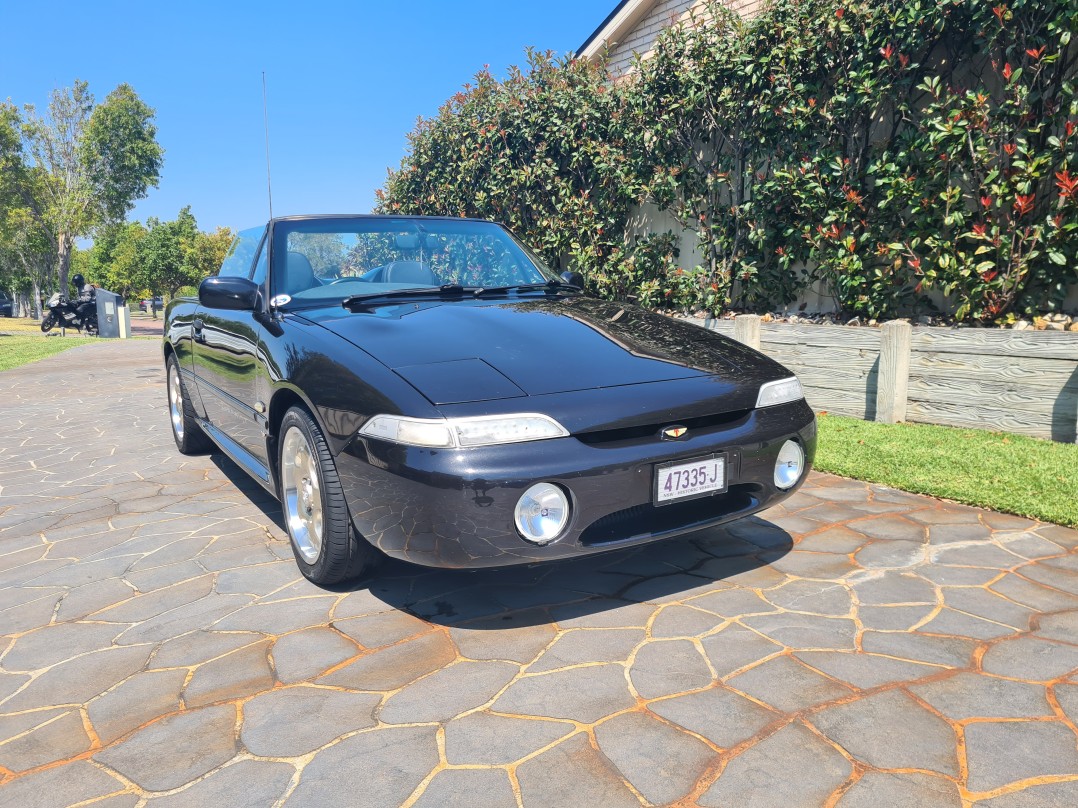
303,297,781,407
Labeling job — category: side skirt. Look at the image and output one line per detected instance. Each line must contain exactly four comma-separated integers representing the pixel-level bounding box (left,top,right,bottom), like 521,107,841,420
199,419,277,497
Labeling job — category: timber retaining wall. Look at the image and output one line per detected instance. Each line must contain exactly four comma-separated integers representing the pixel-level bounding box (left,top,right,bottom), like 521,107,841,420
685,315,1078,443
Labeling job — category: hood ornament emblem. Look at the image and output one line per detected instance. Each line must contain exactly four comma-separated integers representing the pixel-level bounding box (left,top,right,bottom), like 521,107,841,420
661,425,688,440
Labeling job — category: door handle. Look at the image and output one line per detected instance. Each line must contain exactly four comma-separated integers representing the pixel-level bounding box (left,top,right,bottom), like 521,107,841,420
193,318,205,343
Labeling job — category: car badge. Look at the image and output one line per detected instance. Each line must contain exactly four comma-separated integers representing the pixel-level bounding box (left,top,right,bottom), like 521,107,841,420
661,425,689,440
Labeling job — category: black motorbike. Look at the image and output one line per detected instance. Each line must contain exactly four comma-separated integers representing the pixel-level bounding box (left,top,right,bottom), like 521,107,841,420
40,292,98,335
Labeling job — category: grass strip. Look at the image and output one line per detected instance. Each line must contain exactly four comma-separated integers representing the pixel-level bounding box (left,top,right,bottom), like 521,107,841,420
0,333,99,372
815,413,1078,527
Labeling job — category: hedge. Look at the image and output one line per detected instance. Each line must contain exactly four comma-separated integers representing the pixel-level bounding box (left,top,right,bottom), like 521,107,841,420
381,0,1078,323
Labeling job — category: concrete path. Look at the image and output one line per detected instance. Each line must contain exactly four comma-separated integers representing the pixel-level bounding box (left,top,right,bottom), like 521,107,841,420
1,341,1077,807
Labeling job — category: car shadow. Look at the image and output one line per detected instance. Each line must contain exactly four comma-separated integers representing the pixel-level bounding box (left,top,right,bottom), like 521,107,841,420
210,453,287,532
207,451,793,629
358,517,793,629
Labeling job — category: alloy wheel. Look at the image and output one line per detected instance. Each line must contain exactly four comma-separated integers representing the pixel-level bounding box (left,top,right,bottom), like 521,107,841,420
167,363,185,442
281,425,324,563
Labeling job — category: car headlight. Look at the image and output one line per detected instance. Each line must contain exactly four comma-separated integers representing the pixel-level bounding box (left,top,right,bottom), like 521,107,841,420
358,413,569,448
756,377,804,408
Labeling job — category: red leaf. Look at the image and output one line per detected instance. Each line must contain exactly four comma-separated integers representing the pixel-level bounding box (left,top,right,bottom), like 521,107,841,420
835,8,844,19
880,43,895,61
1013,194,1035,215
1003,63,1013,80
1055,169,1078,198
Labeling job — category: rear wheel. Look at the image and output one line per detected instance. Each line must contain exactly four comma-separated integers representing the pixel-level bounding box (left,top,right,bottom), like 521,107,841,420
166,355,213,454
279,406,375,586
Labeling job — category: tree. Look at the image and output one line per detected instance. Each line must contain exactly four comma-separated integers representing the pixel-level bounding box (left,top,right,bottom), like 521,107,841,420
0,107,54,317
187,226,234,282
135,206,201,298
69,245,91,284
86,215,230,303
12,81,162,294
87,219,148,301
0,207,53,317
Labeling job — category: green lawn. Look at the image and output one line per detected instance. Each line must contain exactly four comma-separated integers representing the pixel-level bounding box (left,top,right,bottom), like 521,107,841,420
0,332,98,371
815,413,1078,527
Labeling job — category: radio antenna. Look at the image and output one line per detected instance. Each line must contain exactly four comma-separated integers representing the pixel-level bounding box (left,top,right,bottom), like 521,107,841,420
262,71,274,219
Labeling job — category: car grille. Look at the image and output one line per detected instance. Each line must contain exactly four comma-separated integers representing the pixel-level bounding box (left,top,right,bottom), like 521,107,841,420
575,409,751,447
579,485,757,546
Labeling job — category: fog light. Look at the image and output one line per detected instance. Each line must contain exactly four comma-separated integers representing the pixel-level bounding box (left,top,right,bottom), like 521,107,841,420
514,483,570,544
774,440,805,490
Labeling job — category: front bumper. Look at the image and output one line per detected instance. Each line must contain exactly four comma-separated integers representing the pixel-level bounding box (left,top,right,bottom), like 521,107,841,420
336,400,816,568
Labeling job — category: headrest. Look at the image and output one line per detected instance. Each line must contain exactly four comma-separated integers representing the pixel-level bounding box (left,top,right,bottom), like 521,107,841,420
286,251,315,276
283,251,317,294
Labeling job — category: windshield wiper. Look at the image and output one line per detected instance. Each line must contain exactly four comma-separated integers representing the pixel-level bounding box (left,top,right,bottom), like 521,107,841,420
342,284,475,310
473,280,581,297
343,279,580,310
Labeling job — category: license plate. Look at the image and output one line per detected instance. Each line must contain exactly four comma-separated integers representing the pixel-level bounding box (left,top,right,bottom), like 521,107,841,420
654,454,727,505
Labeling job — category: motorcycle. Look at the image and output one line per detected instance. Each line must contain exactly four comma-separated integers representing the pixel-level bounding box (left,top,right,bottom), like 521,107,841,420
40,293,98,335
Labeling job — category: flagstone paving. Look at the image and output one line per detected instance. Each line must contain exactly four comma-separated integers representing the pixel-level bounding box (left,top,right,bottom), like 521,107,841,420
1,340,1077,807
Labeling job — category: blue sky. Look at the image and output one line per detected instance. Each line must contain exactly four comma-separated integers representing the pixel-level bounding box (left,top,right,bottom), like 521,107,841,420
1,0,614,234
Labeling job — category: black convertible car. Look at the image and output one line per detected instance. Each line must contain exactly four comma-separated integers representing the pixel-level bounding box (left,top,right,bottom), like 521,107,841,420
164,215,815,585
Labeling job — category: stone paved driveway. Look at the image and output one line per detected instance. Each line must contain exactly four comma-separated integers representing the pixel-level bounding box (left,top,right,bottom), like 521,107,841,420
1,341,1077,808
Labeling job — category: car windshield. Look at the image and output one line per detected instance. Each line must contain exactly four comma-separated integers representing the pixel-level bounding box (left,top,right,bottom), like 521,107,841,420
270,217,557,306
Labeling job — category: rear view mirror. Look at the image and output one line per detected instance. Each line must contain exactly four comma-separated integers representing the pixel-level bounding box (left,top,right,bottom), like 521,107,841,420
199,276,260,311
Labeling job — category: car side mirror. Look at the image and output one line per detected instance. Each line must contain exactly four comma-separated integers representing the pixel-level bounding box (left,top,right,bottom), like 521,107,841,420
199,276,260,311
560,271,585,289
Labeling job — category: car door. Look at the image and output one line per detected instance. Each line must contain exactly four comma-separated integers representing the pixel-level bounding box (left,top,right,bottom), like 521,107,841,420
191,226,272,475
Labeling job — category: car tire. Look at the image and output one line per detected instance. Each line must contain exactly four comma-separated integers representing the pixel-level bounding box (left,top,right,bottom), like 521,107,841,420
278,406,376,586
166,355,214,455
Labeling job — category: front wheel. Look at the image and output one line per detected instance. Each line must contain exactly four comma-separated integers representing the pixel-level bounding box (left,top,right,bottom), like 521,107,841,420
40,313,55,332
279,406,375,586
